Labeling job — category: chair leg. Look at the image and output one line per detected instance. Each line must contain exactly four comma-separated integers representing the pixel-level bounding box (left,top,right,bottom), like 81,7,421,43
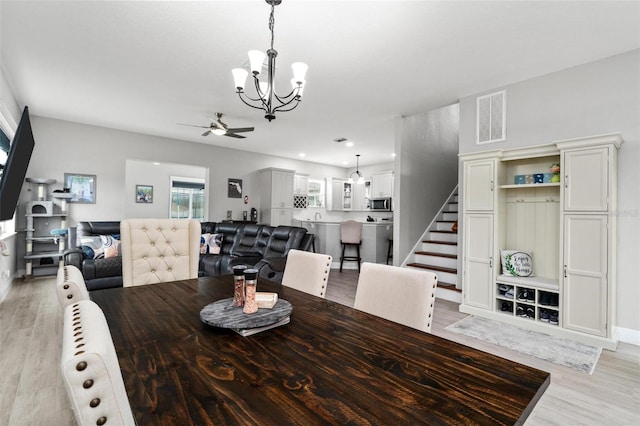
356,244,361,272
340,243,345,272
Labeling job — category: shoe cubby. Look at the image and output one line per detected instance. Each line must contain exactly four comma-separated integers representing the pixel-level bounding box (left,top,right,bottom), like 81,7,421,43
494,279,559,325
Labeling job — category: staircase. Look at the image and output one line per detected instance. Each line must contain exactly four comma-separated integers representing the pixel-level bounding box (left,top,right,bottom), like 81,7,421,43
406,189,462,303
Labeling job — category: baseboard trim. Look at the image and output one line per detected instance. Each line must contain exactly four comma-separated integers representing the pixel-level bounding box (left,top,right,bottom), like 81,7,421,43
615,326,640,346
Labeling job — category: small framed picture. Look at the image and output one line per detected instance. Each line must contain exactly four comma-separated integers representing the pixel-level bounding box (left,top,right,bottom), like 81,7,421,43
64,173,96,204
228,178,242,198
136,185,153,203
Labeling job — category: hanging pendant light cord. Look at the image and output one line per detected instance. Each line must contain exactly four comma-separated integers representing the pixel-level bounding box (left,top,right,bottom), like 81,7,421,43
269,4,275,51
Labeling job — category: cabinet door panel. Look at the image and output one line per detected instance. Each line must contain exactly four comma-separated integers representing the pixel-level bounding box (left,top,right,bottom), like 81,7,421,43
563,215,607,336
463,213,494,310
563,147,608,212
464,160,495,211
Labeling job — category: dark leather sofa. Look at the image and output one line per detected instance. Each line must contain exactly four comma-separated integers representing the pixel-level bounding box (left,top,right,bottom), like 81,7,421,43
63,221,123,291
64,220,313,291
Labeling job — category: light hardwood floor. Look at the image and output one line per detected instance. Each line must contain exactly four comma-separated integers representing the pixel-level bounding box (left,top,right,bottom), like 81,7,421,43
1,272,639,425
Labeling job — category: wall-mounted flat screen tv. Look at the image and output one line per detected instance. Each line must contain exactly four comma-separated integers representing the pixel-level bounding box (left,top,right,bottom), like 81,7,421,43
0,106,35,221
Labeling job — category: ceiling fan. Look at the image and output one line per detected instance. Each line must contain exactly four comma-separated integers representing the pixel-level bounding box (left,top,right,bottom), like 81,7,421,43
178,113,254,138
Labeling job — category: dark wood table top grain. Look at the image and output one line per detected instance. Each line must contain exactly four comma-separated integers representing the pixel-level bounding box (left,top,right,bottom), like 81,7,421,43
91,275,550,426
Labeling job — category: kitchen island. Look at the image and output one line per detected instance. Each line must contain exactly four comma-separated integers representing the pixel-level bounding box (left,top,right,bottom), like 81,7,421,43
294,219,393,268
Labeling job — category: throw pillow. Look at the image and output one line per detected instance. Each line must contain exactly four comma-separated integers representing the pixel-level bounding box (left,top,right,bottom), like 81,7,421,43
208,233,223,255
200,233,212,254
80,236,104,259
501,250,533,277
100,235,121,259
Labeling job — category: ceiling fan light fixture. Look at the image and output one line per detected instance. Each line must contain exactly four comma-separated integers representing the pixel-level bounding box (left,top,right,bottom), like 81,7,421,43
212,128,227,136
232,0,308,121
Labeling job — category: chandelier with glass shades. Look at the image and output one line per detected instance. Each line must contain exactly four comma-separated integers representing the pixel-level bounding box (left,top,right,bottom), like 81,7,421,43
232,0,308,122
349,154,365,184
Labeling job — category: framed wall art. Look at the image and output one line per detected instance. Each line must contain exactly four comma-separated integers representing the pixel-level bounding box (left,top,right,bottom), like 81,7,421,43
64,173,96,203
136,185,153,203
228,178,242,198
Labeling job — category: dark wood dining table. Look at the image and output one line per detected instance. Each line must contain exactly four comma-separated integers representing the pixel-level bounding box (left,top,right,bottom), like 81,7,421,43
91,275,550,425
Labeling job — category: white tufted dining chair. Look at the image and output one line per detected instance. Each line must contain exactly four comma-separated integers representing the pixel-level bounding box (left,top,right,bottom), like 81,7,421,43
281,249,332,298
56,264,90,309
61,299,135,426
120,218,201,287
354,262,438,333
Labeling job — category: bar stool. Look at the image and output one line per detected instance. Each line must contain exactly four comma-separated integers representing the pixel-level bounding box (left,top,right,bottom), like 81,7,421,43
340,220,362,272
386,236,393,265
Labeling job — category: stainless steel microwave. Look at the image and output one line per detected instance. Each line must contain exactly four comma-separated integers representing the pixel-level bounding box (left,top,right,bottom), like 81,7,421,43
370,197,392,212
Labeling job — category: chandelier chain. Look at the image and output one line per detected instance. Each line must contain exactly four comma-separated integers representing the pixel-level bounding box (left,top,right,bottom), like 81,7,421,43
269,5,275,51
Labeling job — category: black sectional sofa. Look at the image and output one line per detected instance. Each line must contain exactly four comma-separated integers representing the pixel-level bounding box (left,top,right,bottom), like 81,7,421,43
64,220,313,291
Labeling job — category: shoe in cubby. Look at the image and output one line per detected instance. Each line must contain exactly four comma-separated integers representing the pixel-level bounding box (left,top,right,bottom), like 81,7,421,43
517,288,534,303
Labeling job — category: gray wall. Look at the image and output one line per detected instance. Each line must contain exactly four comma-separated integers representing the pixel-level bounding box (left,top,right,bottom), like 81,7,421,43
21,116,349,227
458,49,640,333
395,104,460,264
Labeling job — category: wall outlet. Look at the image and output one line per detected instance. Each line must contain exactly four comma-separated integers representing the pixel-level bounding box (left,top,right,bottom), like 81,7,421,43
1,270,10,279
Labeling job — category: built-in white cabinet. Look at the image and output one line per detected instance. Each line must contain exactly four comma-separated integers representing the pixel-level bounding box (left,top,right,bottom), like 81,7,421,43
371,172,394,198
462,213,494,310
459,134,622,350
463,159,495,211
563,147,609,212
563,214,608,337
260,168,294,226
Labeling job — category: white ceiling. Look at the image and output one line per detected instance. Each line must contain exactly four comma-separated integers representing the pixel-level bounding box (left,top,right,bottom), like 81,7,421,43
1,1,639,168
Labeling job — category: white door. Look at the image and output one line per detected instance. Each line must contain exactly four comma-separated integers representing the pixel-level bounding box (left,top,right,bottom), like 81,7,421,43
463,213,494,310
563,214,608,337
563,147,609,212
463,160,495,211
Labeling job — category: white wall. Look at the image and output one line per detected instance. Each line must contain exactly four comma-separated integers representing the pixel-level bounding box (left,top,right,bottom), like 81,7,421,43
124,160,207,219
0,68,22,301
458,49,640,333
395,104,460,265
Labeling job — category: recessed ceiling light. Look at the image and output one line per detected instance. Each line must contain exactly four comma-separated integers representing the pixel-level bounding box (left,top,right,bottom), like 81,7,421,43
346,141,354,147
342,161,349,165
299,153,306,158
391,153,396,157
153,162,161,165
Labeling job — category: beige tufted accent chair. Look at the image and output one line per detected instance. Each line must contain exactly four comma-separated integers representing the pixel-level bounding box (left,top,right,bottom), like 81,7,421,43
61,300,135,426
281,249,332,298
120,218,201,287
56,264,90,308
354,262,438,333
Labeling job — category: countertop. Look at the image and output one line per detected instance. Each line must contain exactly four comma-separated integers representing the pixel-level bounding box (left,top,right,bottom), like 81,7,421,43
295,219,393,226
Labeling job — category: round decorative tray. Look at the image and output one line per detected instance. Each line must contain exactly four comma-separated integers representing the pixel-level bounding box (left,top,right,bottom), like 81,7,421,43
200,298,292,330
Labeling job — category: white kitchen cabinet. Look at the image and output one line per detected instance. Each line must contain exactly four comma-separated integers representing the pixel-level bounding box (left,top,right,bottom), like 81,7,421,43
294,174,309,195
260,168,294,225
462,213,494,310
352,179,371,211
463,159,495,211
562,214,608,337
342,181,353,210
326,178,344,211
371,172,393,198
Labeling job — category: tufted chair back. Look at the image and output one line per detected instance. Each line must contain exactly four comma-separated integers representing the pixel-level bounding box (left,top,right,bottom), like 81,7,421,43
120,218,201,287
61,300,135,426
281,249,332,298
56,265,90,308
354,263,438,333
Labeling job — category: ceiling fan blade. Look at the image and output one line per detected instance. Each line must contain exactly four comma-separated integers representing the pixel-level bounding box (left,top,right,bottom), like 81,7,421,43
224,133,246,139
201,129,212,136
177,123,210,129
226,127,255,133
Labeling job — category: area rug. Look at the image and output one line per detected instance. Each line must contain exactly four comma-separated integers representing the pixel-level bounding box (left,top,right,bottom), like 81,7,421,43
445,316,602,374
